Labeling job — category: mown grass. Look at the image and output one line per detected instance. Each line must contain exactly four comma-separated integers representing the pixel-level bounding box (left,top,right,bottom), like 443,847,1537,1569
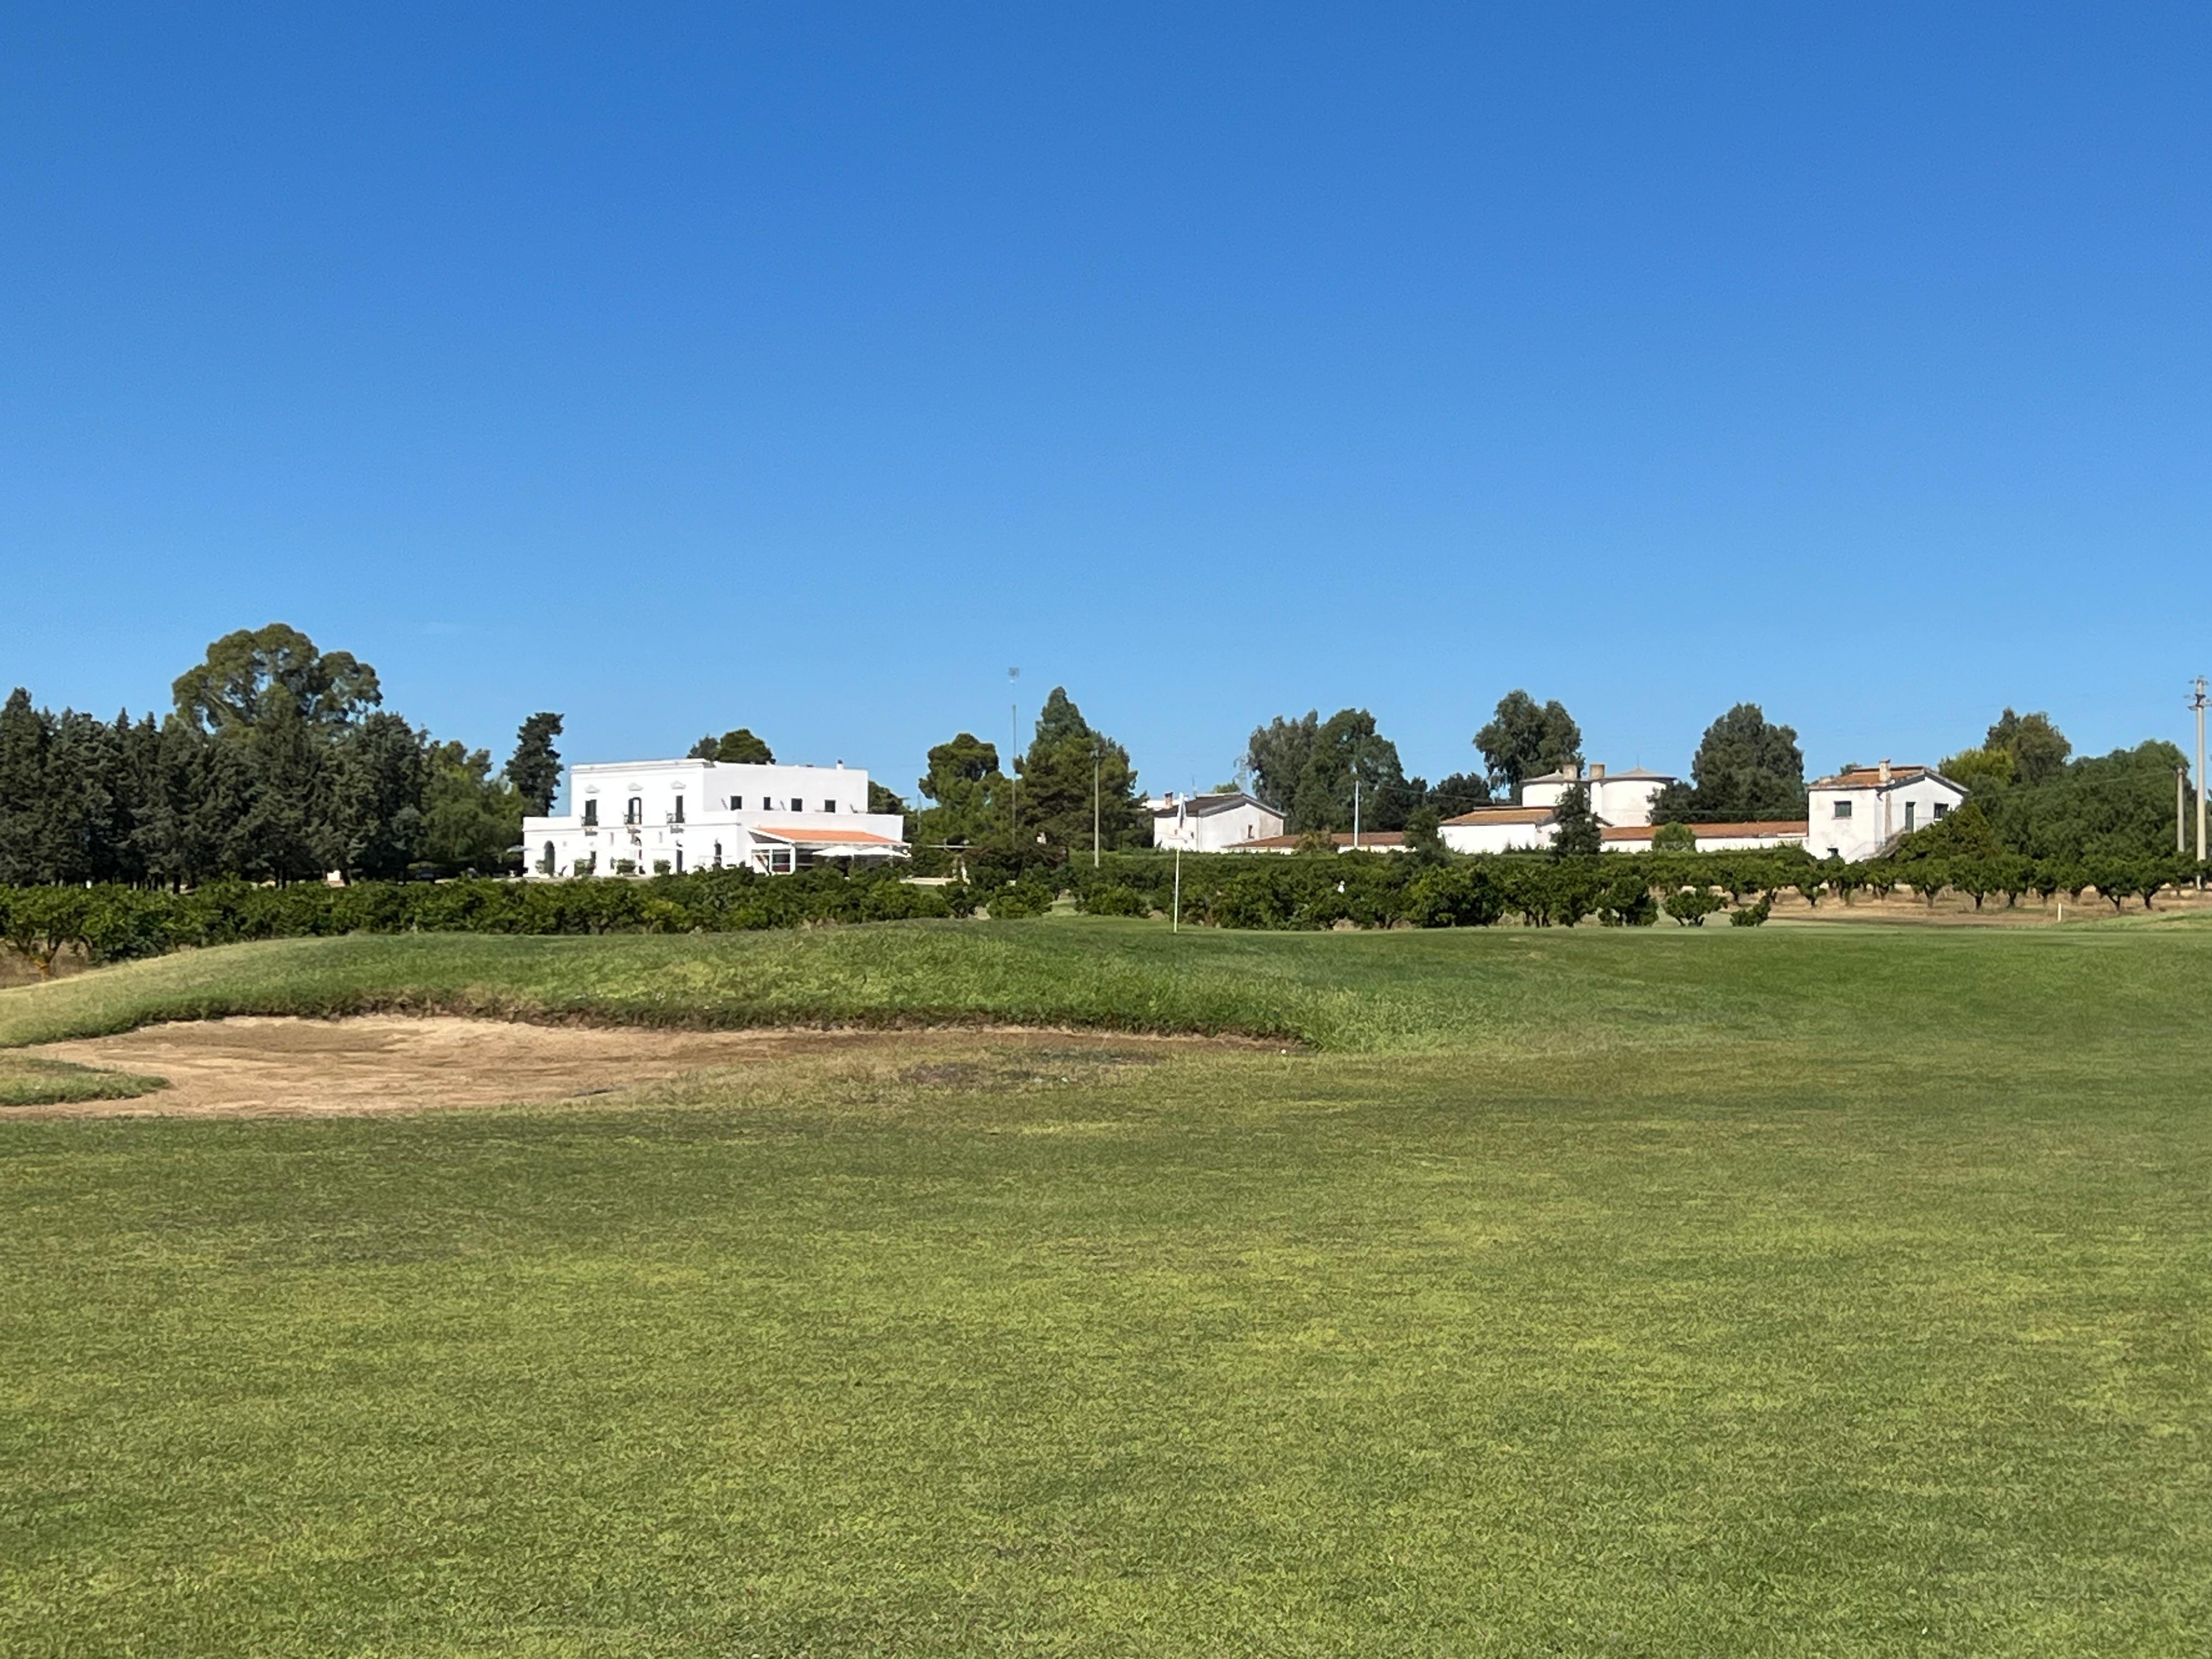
2,911,2208,1058
4,918,2210,1653
0,1053,163,1106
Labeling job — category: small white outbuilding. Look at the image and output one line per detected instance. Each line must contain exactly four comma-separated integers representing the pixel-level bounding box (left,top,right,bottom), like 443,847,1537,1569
1150,792,1286,851
1806,762,1967,861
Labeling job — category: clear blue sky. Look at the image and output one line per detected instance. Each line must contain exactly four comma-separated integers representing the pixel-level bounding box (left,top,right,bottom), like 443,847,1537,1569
4,5,2208,798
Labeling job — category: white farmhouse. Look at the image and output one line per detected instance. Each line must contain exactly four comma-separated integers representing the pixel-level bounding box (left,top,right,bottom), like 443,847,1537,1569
1520,763,1676,827
1151,791,1286,851
523,758,906,879
1806,762,1967,861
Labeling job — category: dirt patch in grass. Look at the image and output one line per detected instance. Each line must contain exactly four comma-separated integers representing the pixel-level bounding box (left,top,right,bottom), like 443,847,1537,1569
19,1015,1242,1120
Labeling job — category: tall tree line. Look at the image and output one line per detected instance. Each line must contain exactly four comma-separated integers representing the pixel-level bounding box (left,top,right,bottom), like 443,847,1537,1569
0,624,563,887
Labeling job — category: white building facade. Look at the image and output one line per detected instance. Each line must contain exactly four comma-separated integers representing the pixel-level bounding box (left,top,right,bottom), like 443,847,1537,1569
1151,792,1287,851
1231,831,1408,855
1806,763,1967,861
1438,805,1562,854
523,758,906,878
1601,820,1809,854
1520,763,1677,827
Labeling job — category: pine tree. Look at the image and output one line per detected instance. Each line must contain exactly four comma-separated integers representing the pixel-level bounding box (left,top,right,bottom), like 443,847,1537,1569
505,712,565,816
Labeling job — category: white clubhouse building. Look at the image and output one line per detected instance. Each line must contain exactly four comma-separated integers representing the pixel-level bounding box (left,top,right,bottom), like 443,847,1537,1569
523,758,906,878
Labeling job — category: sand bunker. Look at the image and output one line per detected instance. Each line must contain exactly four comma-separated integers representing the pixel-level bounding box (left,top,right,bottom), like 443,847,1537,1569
23,1017,1223,1119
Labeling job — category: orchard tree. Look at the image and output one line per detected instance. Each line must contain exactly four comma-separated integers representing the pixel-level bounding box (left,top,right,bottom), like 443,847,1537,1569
1475,691,1581,800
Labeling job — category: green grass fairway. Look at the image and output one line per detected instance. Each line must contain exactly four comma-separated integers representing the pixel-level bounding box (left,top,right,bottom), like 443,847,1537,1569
4,920,2209,1654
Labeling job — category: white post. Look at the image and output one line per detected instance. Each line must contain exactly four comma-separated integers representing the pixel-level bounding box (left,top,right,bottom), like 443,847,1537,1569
1353,777,1361,851
1172,797,1185,931
1093,743,1101,869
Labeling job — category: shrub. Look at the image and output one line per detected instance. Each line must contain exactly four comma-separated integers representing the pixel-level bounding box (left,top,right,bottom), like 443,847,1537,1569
1403,863,1508,928
1663,888,1724,927
1077,883,1153,918
985,881,1054,920
1729,895,1772,927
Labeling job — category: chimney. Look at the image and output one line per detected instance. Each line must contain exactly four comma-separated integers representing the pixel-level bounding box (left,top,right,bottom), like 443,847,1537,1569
1567,761,1580,780
1878,759,1892,785
1590,763,1605,781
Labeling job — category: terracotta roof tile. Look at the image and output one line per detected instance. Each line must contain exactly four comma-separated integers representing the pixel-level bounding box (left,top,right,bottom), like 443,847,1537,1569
755,826,902,845
1442,806,1556,826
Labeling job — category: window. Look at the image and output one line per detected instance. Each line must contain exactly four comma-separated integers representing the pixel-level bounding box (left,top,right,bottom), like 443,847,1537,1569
674,848,684,873
582,798,599,826
1832,799,1853,819
626,797,642,825
672,796,685,823
727,795,741,810
822,800,836,812
1933,802,1949,819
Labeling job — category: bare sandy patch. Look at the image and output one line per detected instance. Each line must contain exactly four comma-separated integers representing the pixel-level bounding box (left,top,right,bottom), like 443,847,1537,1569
21,1016,1241,1120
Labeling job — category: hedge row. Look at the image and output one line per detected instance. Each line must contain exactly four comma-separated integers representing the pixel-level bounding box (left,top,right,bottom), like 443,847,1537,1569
2,847,2200,975
1059,845,2205,929
0,867,979,974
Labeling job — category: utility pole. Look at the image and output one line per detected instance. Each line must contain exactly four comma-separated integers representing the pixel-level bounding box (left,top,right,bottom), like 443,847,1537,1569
1353,776,1361,851
2193,676,2208,872
2178,765,2187,854
1007,667,1020,844
1092,738,1101,868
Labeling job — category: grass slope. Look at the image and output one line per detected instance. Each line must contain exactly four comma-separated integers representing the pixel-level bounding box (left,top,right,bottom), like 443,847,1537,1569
0,1053,164,1106
4,919,2210,1653
1,912,2207,1056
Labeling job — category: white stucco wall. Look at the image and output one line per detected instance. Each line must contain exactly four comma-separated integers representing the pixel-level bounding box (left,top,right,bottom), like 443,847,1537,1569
1438,817,1557,855
1521,771,1673,827
1153,800,1285,851
523,758,901,878
1808,775,1966,861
